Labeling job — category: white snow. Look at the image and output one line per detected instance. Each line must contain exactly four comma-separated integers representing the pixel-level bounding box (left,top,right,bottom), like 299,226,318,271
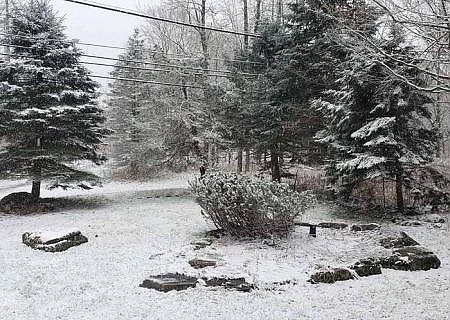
0,176,449,320
351,117,396,139
27,229,81,244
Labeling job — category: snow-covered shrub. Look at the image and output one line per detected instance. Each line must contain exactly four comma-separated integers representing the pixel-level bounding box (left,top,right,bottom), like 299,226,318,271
190,172,315,237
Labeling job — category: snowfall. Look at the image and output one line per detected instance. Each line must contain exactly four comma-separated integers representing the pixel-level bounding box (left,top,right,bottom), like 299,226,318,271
0,173,449,320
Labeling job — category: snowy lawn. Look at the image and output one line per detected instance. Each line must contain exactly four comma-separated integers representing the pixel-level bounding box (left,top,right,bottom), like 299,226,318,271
0,177,449,320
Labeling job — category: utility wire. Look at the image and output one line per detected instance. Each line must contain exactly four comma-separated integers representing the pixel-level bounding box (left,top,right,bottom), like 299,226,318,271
82,60,247,78
0,53,203,88
0,31,263,65
1,43,258,76
61,0,262,38
92,75,202,88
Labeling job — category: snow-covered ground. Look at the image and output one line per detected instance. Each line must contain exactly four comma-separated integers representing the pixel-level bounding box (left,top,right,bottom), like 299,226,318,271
0,176,449,320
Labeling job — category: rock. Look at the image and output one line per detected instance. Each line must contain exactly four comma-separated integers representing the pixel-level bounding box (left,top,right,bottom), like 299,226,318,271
351,223,381,231
140,273,198,292
399,220,422,226
191,239,213,250
419,214,446,224
0,192,34,205
309,268,354,284
22,230,88,252
317,222,348,229
380,232,420,249
203,277,254,292
381,246,441,271
350,258,382,277
139,274,254,292
189,258,217,269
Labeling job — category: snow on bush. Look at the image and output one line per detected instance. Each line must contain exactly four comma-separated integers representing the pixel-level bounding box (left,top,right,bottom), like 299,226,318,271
190,171,315,237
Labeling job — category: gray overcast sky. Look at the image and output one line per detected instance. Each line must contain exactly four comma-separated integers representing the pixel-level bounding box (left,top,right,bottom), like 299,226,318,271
50,0,161,88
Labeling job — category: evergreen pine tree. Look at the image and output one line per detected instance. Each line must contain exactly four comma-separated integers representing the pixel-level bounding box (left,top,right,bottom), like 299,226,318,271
108,29,203,177
315,27,438,211
0,0,109,201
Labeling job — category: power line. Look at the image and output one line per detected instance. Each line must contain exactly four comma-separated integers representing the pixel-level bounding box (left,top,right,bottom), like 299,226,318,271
0,31,263,65
1,42,258,76
92,75,202,88
61,0,262,38
0,53,204,88
81,60,245,78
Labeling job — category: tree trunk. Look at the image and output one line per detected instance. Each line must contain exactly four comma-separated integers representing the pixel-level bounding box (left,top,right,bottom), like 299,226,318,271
276,0,283,23
237,148,243,173
396,168,404,213
200,0,208,73
244,148,250,172
254,0,262,33
271,149,281,182
31,136,42,202
243,0,249,48
31,180,40,203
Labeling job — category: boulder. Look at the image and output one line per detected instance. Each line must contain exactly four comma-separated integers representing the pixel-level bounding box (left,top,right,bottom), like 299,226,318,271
309,268,354,284
139,274,254,292
203,277,254,292
399,220,422,226
191,239,213,250
22,230,88,252
351,223,381,232
350,258,382,277
0,192,34,205
140,273,198,292
317,222,348,229
380,232,420,249
189,258,217,269
381,246,441,271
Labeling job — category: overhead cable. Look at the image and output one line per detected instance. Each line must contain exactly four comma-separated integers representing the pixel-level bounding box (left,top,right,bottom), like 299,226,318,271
61,0,262,38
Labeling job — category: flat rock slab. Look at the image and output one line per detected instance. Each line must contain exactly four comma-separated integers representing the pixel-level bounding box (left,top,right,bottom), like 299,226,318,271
317,222,348,229
351,223,381,231
203,277,254,292
191,240,213,250
309,268,354,284
22,230,88,252
381,246,441,271
189,258,217,269
140,273,198,292
380,232,419,249
399,220,422,226
140,274,254,292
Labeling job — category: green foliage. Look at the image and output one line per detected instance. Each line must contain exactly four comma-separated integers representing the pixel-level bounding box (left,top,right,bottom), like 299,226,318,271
0,0,109,189
190,171,315,237
315,26,438,204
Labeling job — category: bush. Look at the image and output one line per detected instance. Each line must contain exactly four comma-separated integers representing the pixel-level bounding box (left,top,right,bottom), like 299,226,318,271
190,171,315,237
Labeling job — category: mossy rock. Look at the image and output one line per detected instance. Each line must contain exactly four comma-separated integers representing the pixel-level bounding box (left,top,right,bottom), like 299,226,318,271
22,230,88,252
309,268,354,284
381,246,441,271
350,258,382,277
380,232,420,249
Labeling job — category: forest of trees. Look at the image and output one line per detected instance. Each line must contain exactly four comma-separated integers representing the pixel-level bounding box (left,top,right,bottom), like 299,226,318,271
106,0,449,211
0,0,449,212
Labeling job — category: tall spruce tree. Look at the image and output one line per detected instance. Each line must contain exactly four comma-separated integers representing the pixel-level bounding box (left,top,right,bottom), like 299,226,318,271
0,0,109,201
108,29,158,175
218,0,379,182
108,29,204,177
315,27,437,211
